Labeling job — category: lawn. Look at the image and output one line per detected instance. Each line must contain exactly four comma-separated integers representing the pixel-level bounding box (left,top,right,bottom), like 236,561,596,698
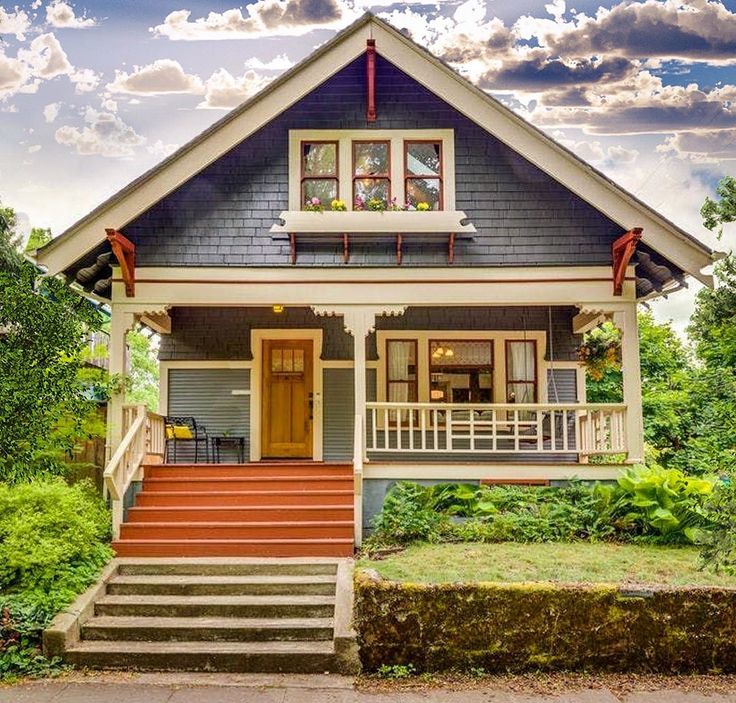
358,542,736,587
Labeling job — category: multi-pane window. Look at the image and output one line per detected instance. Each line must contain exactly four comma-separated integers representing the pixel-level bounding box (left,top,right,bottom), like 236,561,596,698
386,340,418,403
405,141,442,210
505,340,537,403
301,141,338,207
353,141,390,206
429,340,493,403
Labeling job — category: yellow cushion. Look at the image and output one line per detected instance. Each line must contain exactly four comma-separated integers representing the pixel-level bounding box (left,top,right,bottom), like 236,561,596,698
166,425,193,440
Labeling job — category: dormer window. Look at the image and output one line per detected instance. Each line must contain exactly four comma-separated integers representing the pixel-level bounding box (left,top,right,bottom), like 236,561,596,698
289,129,454,211
301,141,338,204
353,141,390,206
405,141,442,211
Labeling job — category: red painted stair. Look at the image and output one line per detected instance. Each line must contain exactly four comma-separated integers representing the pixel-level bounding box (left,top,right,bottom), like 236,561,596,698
112,463,355,557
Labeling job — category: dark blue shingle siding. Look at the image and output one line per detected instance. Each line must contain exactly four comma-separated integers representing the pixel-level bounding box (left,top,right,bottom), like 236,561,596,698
124,56,622,268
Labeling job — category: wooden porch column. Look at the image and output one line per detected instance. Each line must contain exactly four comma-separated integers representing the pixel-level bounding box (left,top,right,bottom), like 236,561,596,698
106,307,135,463
614,303,644,464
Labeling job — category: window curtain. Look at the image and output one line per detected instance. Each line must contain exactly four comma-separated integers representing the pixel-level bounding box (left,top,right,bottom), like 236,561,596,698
388,341,411,402
508,341,535,403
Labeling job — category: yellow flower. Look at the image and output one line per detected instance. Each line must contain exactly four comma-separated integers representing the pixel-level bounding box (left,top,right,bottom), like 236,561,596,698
331,199,347,211
417,202,430,211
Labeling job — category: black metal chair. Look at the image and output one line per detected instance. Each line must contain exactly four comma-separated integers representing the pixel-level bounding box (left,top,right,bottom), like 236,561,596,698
164,416,209,463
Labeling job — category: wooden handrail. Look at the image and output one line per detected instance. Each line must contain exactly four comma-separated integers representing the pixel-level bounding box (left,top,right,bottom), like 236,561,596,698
104,403,164,538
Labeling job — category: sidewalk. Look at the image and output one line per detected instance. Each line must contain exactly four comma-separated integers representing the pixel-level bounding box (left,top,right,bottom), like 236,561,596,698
4,672,736,703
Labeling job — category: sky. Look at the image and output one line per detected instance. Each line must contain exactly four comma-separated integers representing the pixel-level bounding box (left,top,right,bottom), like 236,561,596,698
1,0,735,335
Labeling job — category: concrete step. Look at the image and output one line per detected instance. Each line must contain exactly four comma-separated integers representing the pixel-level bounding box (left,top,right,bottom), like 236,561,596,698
81,615,334,642
117,559,339,577
135,490,354,507
144,464,353,479
94,594,336,618
119,521,354,541
142,477,353,492
112,538,354,558
64,639,338,673
127,505,354,522
106,573,338,596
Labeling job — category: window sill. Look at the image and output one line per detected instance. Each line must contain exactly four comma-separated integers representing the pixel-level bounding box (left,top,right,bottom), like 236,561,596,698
270,210,476,236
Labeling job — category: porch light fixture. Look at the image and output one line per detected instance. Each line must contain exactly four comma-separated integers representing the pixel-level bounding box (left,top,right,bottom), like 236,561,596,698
272,304,285,314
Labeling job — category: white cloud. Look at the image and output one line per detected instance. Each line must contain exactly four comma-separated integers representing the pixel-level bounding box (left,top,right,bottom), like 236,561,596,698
0,6,31,39
27,143,41,153
100,97,117,112
46,0,96,28
43,101,60,122
70,66,100,92
18,32,72,79
107,59,204,95
198,67,271,109
151,0,358,41
244,54,294,71
146,139,178,158
55,107,146,158
0,51,26,99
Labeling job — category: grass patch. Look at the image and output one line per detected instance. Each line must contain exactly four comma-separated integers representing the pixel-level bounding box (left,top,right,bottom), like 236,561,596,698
358,542,736,587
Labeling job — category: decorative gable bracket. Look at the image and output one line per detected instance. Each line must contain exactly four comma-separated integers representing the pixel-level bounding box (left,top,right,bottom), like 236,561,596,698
106,228,136,297
366,38,376,122
612,227,643,296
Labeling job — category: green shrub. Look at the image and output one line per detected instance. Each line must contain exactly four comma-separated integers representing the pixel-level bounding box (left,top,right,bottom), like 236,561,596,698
610,465,714,543
370,482,449,544
0,479,113,680
367,467,715,549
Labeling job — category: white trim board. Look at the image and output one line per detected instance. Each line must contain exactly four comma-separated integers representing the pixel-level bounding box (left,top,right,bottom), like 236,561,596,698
35,14,714,287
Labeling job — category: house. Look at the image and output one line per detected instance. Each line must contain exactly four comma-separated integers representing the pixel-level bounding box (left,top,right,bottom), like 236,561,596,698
35,13,714,558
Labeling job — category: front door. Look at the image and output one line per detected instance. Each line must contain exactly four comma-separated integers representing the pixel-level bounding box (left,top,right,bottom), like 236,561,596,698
261,339,313,458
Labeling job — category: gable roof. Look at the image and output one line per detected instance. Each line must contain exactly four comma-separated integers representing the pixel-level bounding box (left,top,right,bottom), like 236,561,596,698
36,12,715,286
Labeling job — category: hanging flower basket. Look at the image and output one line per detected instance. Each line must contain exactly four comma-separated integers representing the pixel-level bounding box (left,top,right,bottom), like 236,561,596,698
577,325,621,381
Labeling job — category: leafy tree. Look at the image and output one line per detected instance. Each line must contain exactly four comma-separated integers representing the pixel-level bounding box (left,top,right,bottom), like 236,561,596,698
586,311,695,466
126,328,160,411
24,227,51,254
0,201,103,483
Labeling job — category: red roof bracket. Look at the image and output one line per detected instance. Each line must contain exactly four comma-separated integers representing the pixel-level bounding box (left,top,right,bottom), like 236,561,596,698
366,38,376,122
106,228,136,297
612,227,643,296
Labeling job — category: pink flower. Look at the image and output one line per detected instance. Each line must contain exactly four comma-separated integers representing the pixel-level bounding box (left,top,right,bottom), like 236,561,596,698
310,197,321,205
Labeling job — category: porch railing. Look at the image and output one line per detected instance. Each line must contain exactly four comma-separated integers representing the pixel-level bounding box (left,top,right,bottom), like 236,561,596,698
365,402,628,458
104,403,165,537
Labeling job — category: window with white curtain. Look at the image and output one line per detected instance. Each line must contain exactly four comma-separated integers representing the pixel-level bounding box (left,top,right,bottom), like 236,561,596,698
386,340,417,403
506,340,537,403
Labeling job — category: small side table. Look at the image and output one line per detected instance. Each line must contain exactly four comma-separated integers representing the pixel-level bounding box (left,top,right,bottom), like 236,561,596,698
211,435,246,463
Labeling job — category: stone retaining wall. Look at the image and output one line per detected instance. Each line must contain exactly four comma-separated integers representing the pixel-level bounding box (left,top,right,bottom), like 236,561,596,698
354,569,736,673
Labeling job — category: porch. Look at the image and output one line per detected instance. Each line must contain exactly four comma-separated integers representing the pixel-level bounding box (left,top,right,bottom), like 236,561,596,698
103,269,644,549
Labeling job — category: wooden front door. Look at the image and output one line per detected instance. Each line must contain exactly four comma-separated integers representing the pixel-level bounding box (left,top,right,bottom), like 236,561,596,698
262,339,314,458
